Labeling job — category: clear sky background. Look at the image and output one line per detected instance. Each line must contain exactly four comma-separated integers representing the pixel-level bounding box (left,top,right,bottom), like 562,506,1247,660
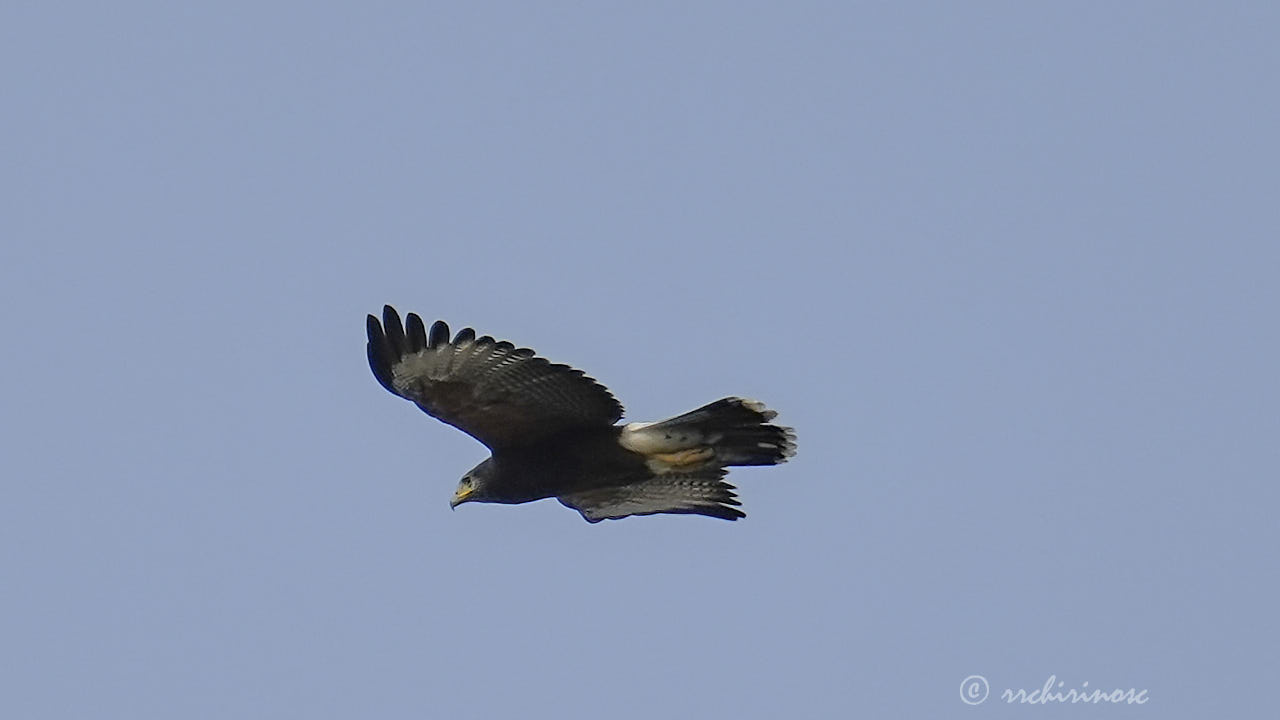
3,2,1277,718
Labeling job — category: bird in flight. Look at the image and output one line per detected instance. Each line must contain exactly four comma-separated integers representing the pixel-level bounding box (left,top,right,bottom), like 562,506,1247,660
366,305,795,522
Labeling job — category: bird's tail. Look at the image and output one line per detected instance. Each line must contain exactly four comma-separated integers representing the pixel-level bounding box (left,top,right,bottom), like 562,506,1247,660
618,397,796,473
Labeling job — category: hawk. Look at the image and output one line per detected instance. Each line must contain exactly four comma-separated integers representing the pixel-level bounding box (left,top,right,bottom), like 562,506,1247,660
366,305,796,522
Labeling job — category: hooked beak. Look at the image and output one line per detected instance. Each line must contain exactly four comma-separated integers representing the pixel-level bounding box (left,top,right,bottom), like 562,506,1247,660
450,486,475,509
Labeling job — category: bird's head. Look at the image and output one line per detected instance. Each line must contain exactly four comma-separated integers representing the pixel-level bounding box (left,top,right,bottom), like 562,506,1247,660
451,458,496,509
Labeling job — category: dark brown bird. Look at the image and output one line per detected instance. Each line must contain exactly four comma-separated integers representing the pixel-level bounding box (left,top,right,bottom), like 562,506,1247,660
367,305,795,521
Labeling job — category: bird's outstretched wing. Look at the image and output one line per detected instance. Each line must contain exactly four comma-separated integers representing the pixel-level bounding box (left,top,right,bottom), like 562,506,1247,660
557,470,745,522
367,305,623,450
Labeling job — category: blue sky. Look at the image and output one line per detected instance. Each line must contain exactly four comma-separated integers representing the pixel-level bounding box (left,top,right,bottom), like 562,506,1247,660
3,2,1277,718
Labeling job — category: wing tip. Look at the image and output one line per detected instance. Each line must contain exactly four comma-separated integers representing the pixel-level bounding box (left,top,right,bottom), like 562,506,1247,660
366,313,396,393
405,313,427,352
429,320,450,348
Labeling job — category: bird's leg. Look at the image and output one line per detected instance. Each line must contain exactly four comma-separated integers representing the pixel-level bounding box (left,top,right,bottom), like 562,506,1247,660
648,446,716,469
